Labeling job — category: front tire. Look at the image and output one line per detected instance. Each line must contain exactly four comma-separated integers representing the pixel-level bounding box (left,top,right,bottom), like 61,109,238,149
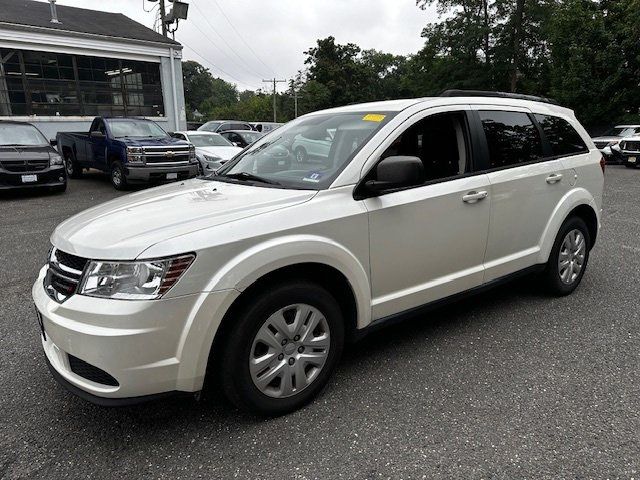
218,281,345,416
65,151,82,179
110,161,128,190
543,216,591,296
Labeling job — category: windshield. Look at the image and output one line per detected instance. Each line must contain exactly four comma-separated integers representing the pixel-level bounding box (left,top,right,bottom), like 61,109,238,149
0,123,48,146
106,119,168,138
188,133,233,147
216,112,394,190
604,127,640,137
239,132,263,143
199,122,222,132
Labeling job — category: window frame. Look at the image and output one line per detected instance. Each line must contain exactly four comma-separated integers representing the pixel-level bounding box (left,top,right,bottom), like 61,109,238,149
470,108,590,174
354,108,479,200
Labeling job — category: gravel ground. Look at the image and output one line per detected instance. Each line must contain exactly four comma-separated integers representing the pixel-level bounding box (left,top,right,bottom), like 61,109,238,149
0,166,638,479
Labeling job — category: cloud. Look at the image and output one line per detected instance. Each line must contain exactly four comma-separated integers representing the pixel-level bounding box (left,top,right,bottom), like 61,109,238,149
39,0,437,91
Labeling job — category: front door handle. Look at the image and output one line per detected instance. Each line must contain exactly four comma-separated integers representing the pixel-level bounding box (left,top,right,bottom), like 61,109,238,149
546,173,563,184
462,190,488,204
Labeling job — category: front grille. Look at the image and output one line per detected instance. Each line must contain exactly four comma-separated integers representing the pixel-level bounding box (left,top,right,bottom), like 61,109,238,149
142,146,191,165
621,140,640,152
44,248,88,303
68,354,119,387
0,159,49,172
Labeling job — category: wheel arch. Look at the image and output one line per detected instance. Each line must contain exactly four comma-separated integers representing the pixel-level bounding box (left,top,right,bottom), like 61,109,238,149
539,188,600,263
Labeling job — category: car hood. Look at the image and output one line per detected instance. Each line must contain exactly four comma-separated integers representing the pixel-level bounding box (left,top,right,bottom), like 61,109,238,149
118,136,190,148
592,136,621,143
0,145,54,160
197,146,243,160
51,179,317,260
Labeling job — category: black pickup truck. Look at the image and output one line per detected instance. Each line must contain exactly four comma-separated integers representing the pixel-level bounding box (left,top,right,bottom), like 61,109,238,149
0,121,66,193
57,117,199,190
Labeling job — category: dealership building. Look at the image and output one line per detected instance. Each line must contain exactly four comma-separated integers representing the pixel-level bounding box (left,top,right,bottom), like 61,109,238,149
0,0,187,138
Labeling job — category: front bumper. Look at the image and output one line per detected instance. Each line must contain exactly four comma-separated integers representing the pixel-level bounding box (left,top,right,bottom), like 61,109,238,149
125,163,199,183
0,165,66,190
32,267,239,404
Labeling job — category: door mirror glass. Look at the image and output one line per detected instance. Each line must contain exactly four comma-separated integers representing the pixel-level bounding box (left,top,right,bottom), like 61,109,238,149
365,156,425,193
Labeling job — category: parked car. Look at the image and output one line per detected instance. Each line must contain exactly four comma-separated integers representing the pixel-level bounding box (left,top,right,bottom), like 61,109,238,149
172,131,242,174
57,117,199,190
592,125,640,163
220,130,264,148
291,130,333,164
0,120,66,193
198,120,254,133
33,92,603,416
619,136,640,168
252,122,284,134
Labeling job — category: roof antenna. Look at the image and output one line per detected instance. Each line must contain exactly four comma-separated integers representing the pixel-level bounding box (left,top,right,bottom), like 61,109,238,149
49,0,61,24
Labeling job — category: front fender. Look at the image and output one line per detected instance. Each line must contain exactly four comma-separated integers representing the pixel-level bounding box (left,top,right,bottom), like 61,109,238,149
537,187,600,264
205,234,372,329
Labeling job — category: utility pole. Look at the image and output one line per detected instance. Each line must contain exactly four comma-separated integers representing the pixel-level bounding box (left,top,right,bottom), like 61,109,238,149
262,78,287,122
294,89,299,118
158,0,168,37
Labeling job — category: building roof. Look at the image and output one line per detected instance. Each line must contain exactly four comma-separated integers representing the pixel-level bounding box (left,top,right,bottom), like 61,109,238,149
0,0,180,46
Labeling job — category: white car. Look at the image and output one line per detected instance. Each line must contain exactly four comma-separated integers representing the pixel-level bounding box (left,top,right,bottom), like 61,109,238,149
33,92,604,415
171,131,242,174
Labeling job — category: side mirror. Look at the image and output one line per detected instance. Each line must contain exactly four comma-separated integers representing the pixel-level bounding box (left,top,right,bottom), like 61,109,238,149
90,130,105,139
49,139,57,147
365,156,425,193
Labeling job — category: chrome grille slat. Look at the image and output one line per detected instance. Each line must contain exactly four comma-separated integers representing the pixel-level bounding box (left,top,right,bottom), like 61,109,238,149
44,248,88,303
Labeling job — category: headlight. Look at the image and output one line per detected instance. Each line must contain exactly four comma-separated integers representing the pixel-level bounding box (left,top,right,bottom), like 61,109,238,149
49,153,63,166
204,154,222,162
78,254,194,300
189,145,197,162
127,146,144,164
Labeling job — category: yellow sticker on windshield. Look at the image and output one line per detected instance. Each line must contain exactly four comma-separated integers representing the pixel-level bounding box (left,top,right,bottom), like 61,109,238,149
363,114,386,123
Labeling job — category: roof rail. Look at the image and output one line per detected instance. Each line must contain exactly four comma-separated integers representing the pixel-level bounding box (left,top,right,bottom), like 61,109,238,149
439,89,559,105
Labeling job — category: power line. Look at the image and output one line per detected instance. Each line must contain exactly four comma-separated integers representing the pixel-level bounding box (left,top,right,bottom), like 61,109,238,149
182,42,263,91
211,0,275,77
190,0,271,79
188,13,266,84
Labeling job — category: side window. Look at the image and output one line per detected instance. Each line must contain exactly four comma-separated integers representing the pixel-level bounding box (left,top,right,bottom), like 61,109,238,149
174,133,186,140
234,123,251,131
479,110,543,168
89,118,100,133
534,114,588,157
379,111,470,183
218,123,230,132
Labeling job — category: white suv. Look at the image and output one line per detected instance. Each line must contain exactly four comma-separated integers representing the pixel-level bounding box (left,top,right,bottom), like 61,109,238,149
33,92,604,415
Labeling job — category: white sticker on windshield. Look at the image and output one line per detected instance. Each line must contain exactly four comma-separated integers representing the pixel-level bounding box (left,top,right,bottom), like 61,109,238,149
303,172,323,183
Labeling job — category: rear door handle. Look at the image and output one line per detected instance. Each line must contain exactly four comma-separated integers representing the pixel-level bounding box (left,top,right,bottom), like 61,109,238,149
462,190,488,203
546,173,563,184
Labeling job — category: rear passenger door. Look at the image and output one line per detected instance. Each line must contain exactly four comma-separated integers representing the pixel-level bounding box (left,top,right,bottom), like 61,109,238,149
471,107,568,282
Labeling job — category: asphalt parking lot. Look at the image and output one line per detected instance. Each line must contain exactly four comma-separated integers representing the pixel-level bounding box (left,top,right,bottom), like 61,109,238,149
1,166,638,479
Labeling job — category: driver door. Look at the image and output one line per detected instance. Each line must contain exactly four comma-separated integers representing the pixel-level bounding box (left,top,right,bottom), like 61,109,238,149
89,118,107,169
364,108,491,320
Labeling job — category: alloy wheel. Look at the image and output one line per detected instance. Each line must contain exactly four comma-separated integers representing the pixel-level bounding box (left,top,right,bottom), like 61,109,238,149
249,303,330,398
558,229,586,284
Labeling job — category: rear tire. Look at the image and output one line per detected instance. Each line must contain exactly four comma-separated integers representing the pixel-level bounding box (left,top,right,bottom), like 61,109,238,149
543,216,591,296
217,281,345,416
65,151,82,179
110,161,128,190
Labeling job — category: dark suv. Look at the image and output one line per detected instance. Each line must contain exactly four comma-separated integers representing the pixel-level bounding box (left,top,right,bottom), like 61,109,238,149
0,121,66,193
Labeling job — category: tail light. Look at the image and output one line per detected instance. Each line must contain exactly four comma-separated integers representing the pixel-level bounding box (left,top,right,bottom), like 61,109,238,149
600,155,606,174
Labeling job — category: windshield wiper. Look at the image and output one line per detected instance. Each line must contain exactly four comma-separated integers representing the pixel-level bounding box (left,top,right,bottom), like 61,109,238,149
217,172,281,186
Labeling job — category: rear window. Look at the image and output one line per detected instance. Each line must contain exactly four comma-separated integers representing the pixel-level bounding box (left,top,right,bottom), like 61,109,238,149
534,114,588,157
479,111,543,168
